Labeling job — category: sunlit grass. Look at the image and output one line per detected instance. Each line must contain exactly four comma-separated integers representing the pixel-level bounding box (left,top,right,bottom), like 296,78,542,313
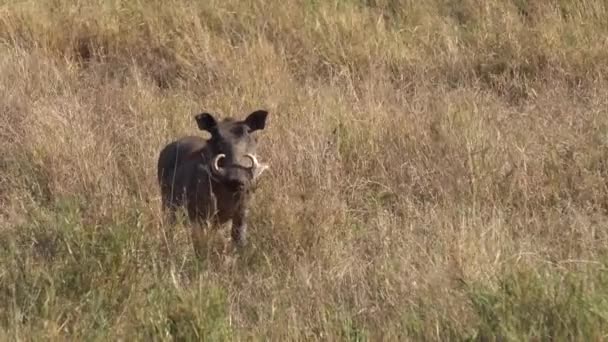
1,0,607,340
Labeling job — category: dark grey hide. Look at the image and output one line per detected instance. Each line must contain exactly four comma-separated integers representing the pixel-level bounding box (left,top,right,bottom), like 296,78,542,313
157,110,269,255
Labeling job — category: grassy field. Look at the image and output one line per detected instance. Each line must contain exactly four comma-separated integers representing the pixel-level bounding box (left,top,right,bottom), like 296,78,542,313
1,0,608,340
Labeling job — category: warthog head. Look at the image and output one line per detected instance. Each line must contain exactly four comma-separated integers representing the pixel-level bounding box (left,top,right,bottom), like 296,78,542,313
195,110,269,192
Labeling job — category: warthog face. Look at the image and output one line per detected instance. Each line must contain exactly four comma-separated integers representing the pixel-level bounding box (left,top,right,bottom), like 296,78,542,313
195,110,269,193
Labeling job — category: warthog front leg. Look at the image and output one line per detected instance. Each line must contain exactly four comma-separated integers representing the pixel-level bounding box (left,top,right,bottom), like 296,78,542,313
191,220,214,260
231,207,248,247
187,179,217,260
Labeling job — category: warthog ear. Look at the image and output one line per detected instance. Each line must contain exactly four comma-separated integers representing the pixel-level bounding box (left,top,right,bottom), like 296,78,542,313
244,110,268,132
194,112,218,132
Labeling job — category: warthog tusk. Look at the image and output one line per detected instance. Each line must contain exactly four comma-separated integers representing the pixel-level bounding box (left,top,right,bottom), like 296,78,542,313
212,154,226,175
245,154,259,170
245,154,268,179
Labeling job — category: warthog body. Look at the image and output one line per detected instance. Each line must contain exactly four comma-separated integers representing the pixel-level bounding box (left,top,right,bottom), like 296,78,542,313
157,110,269,255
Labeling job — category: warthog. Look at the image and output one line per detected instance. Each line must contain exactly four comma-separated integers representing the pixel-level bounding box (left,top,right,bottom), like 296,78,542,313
157,110,269,255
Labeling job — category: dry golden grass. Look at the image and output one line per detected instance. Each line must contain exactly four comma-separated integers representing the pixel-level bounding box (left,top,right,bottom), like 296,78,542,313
1,0,608,340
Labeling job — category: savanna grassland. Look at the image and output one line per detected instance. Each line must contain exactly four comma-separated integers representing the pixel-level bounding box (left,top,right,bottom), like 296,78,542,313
1,0,608,340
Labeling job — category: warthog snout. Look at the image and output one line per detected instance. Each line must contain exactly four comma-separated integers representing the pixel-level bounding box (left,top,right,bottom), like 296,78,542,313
157,109,270,257
211,153,262,192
